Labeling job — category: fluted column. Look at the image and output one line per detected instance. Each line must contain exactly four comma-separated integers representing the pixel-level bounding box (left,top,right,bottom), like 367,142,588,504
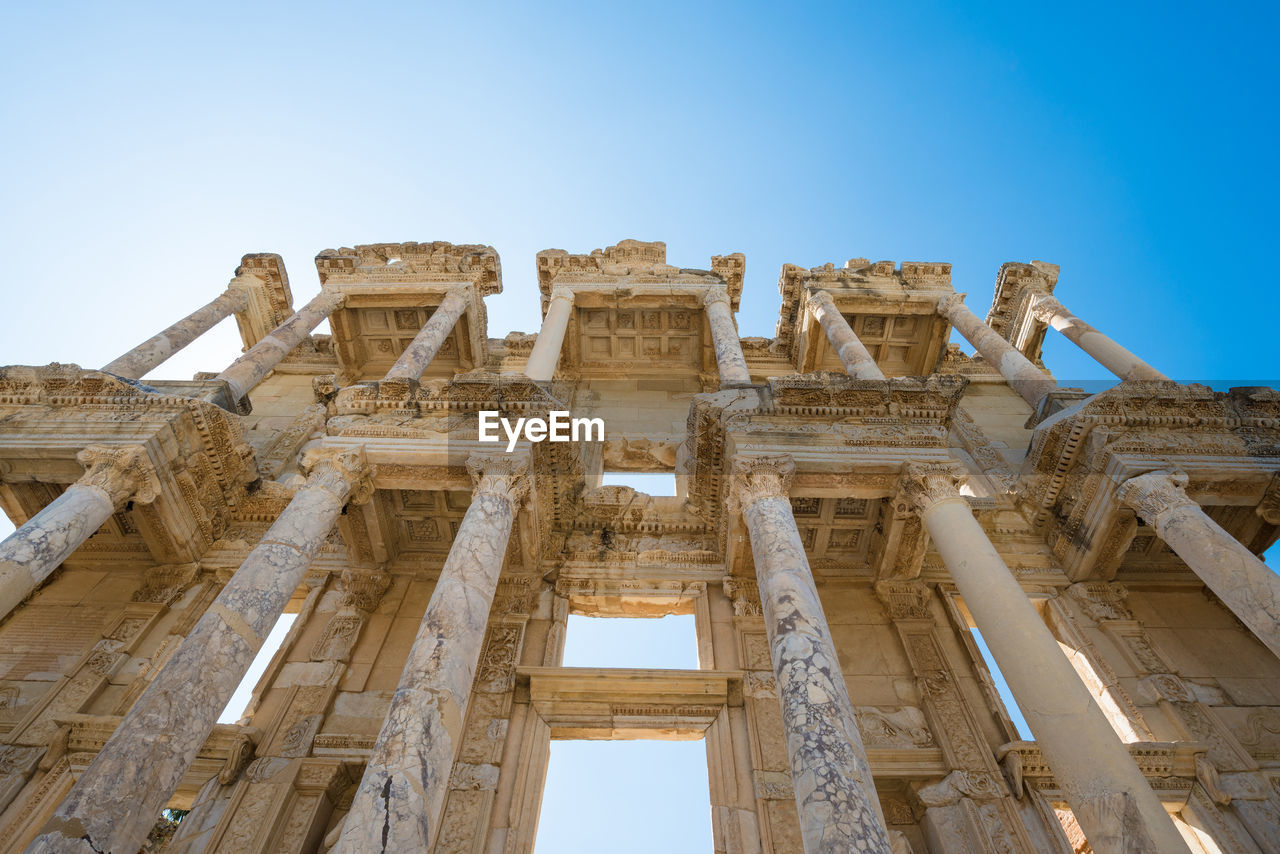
383,287,471,382
216,289,345,400
1031,294,1169,381
1118,470,1280,658
0,445,158,621
102,282,251,379
731,455,891,854
937,294,1058,407
524,287,574,382
806,290,885,379
336,453,529,853
904,464,1190,854
705,286,752,388
26,447,372,854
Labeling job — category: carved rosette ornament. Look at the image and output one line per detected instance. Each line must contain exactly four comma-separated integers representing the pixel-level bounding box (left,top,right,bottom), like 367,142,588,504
76,444,161,508
727,454,795,514
298,445,374,506
466,453,531,507
899,462,965,515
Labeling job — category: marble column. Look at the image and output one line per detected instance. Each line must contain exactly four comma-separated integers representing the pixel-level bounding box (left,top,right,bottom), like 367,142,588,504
1031,294,1169,382
26,447,371,854
1029,297,1172,384
216,288,345,400
383,287,471,382
705,286,752,388
0,445,158,621
937,294,1058,407
731,454,892,854
524,287,574,382
904,464,1190,854
335,453,529,854
102,283,251,379
806,290,885,379
1118,470,1280,658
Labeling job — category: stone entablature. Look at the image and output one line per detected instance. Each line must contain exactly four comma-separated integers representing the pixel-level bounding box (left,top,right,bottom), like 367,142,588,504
0,238,1276,854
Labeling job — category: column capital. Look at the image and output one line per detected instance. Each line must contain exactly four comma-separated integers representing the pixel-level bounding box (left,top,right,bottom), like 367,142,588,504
1117,470,1195,522
804,288,837,313
76,444,161,508
728,454,795,513
1257,474,1280,525
900,462,966,515
1029,293,1067,324
548,286,575,305
466,453,531,506
935,293,967,316
299,446,374,506
703,284,732,308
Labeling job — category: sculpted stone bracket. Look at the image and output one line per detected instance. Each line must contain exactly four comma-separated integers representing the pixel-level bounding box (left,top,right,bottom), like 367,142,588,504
0,366,260,563
1021,382,1280,579
54,713,257,801
230,253,295,351
774,258,954,370
982,260,1059,363
997,740,1203,802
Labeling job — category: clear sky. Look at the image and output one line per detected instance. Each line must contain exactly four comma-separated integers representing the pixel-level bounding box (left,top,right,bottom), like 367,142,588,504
2,2,1277,849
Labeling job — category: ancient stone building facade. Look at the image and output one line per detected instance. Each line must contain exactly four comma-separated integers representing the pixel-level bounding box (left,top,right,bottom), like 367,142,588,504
0,239,1277,853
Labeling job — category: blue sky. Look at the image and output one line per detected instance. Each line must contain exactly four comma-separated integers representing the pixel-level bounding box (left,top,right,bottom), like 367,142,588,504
1,2,1277,849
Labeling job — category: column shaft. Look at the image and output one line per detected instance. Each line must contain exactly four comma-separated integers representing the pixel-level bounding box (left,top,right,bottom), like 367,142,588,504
383,288,470,381
216,289,344,400
1120,471,1280,658
807,291,885,379
939,296,1057,406
734,456,891,854
26,449,369,854
1033,294,1169,381
0,445,157,622
705,287,752,388
335,455,528,853
102,287,249,379
908,467,1190,854
524,288,574,382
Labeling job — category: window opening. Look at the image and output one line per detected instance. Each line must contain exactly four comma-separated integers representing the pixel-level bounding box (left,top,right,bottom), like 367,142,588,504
970,627,1033,739
599,472,676,496
217,613,297,724
534,740,713,853
563,614,698,670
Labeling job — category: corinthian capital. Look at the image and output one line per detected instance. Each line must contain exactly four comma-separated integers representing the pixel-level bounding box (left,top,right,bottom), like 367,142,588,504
467,453,531,506
548,286,575,305
900,463,965,514
76,444,160,508
299,446,374,505
703,285,732,308
1116,470,1196,523
728,454,795,513
804,289,837,313
935,293,967,316
1029,294,1067,324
